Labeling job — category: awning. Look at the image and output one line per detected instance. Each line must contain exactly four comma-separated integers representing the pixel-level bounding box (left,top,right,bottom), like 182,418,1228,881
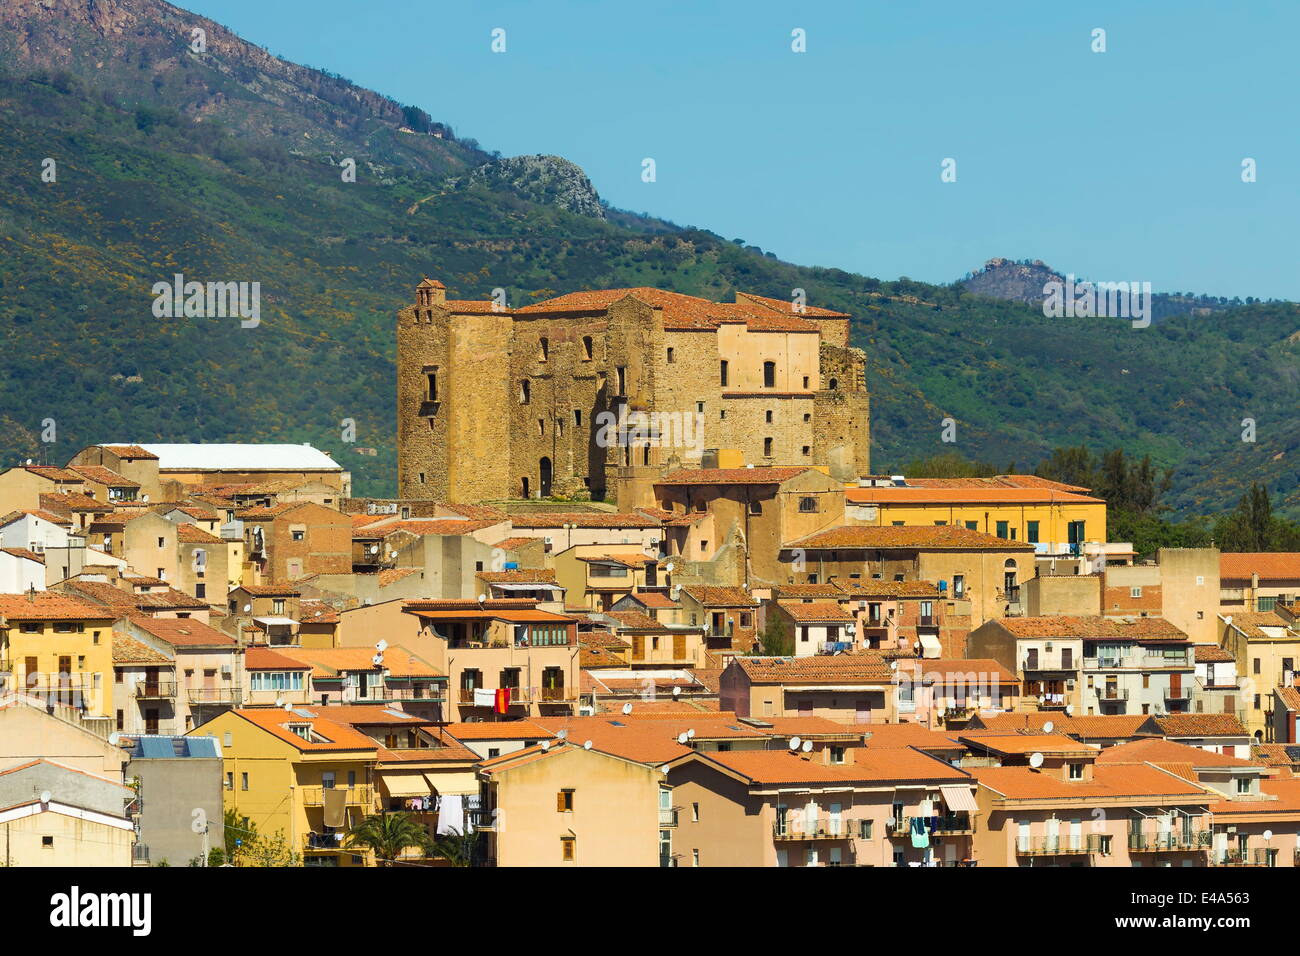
378,772,432,798
426,770,478,795
253,616,298,627
919,633,942,659
939,785,978,813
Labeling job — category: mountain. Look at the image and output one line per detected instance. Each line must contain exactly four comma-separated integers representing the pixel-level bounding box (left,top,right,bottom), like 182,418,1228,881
961,257,1264,323
1,0,1298,520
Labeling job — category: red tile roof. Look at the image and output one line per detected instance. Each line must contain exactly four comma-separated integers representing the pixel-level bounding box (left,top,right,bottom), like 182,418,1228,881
656,467,812,486
787,524,1035,552
730,653,892,684
1220,552,1300,582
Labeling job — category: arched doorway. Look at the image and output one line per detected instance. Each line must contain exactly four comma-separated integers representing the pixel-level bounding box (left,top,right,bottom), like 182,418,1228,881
539,457,553,497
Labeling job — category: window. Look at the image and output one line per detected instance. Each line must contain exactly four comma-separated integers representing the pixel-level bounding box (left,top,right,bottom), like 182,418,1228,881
1026,520,1039,543
272,599,285,615
1130,586,1142,598
574,409,582,426
762,361,776,388
1068,763,1083,780
42,836,53,848
157,537,165,548
321,771,336,789
802,445,810,456
749,500,762,515
1237,777,1251,794
196,583,206,599
561,837,576,862
225,772,234,790
426,370,438,401
241,772,249,791
539,337,549,361
765,410,773,423
582,336,594,360
520,379,530,404
859,820,873,839
692,849,700,867
557,789,575,812
996,520,1009,539
965,520,978,530
666,347,674,363
953,574,965,598
292,530,305,541
763,437,773,457
829,745,845,764
692,802,700,822
799,496,818,513
802,376,810,388
719,360,729,386
616,366,626,394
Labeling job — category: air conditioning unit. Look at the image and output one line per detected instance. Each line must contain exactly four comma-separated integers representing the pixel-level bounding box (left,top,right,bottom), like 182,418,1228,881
1045,642,1054,651
578,705,595,716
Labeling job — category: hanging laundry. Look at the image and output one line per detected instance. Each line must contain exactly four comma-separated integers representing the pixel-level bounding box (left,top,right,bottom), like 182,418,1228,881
910,816,930,848
473,687,495,708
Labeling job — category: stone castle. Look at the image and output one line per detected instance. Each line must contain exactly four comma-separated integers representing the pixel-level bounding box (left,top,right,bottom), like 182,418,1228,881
396,279,870,502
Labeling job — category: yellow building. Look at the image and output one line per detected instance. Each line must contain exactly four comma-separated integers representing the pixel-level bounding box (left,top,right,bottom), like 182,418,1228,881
0,758,135,867
845,476,1106,553
1220,611,1300,742
189,707,379,867
0,592,117,727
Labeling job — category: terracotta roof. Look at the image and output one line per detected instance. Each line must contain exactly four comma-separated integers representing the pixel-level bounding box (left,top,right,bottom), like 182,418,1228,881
969,712,1151,739
1220,552,1300,582
846,486,1103,505
99,444,159,460
730,653,892,684
1195,644,1235,663
112,633,172,665
131,616,235,648
235,583,301,597
973,764,1208,801
0,509,71,527
1095,738,1260,769
270,646,441,679
441,720,552,741
859,723,966,751
656,467,812,486
576,553,655,568
0,592,115,621
917,658,1018,684
513,287,828,333
779,601,856,623
995,616,1188,641
680,586,757,607
959,733,1099,757
787,524,1034,552
699,746,969,785
1222,611,1292,639
839,580,942,599
774,583,848,599
244,647,313,671
580,630,630,649
378,568,421,587
0,547,44,564
1277,686,1300,712
1150,713,1248,738
600,609,670,631
491,536,539,551
176,523,221,544
230,708,379,753
620,590,678,609
477,568,558,584
298,600,340,625
171,505,220,521
438,503,507,520
735,292,849,318
1208,777,1300,816
507,512,660,529
363,519,498,537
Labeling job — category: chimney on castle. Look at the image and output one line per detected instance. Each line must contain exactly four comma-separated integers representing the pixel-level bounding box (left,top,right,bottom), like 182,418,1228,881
415,277,447,308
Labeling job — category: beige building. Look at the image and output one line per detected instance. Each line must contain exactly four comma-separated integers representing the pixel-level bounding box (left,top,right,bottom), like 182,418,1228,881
719,653,896,724
1219,611,1300,741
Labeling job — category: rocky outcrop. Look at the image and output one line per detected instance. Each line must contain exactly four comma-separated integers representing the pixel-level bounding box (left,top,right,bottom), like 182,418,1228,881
455,154,606,219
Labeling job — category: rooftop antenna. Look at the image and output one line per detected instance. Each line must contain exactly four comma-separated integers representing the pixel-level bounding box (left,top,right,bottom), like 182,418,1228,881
789,736,802,751
676,732,689,744
541,740,550,751
1029,752,1044,769
375,639,388,652
477,593,487,605
583,740,592,750
39,790,51,806
672,686,681,697
687,728,695,739
801,740,813,753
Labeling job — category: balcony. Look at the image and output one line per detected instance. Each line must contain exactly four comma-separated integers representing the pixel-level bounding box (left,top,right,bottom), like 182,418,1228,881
135,681,177,700
539,686,573,702
186,686,242,705
300,785,373,807
1015,836,1092,856
917,615,936,628
1128,831,1211,852
819,641,854,655
887,814,973,837
659,807,680,827
1098,688,1130,702
773,818,851,841
1209,849,1260,867
304,831,345,852
131,843,150,866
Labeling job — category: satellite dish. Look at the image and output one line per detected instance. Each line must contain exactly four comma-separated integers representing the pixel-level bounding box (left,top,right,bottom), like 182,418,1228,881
371,654,383,665
789,736,802,751
1029,752,1044,769
375,639,388,652
243,604,252,613
889,660,898,671
801,740,813,753
274,697,285,708
672,687,681,697
541,740,550,751
557,729,568,740
583,740,592,750
283,702,293,712
1065,705,1074,715
389,550,398,559
677,732,689,744
39,790,51,804
369,545,378,554
477,593,487,604
622,702,632,715
1264,829,1274,841
1042,721,1055,734
687,728,696,739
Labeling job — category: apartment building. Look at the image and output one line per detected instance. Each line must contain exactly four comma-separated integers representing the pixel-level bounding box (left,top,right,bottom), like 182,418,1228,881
1220,552,1300,613
1219,610,1300,741
720,653,896,724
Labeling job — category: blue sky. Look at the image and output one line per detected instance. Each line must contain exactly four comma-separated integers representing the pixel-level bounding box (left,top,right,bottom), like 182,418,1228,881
186,0,1299,299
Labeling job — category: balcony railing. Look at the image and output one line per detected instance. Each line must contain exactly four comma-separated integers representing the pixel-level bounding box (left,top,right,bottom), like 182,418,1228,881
886,814,973,837
135,681,178,699
539,686,572,702
186,686,242,705
1015,836,1092,856
300,785,373,807
659,807,680,827
1128,831,1211,852
918,615,936,628
1098,688,1130,701
773,818,850,840
1209,849,1259,866
132,843,150,865
304,831,345,851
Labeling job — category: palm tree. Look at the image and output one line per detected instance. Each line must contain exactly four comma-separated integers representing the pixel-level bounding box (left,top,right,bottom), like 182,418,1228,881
345,812,432,866
427,827,479,867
